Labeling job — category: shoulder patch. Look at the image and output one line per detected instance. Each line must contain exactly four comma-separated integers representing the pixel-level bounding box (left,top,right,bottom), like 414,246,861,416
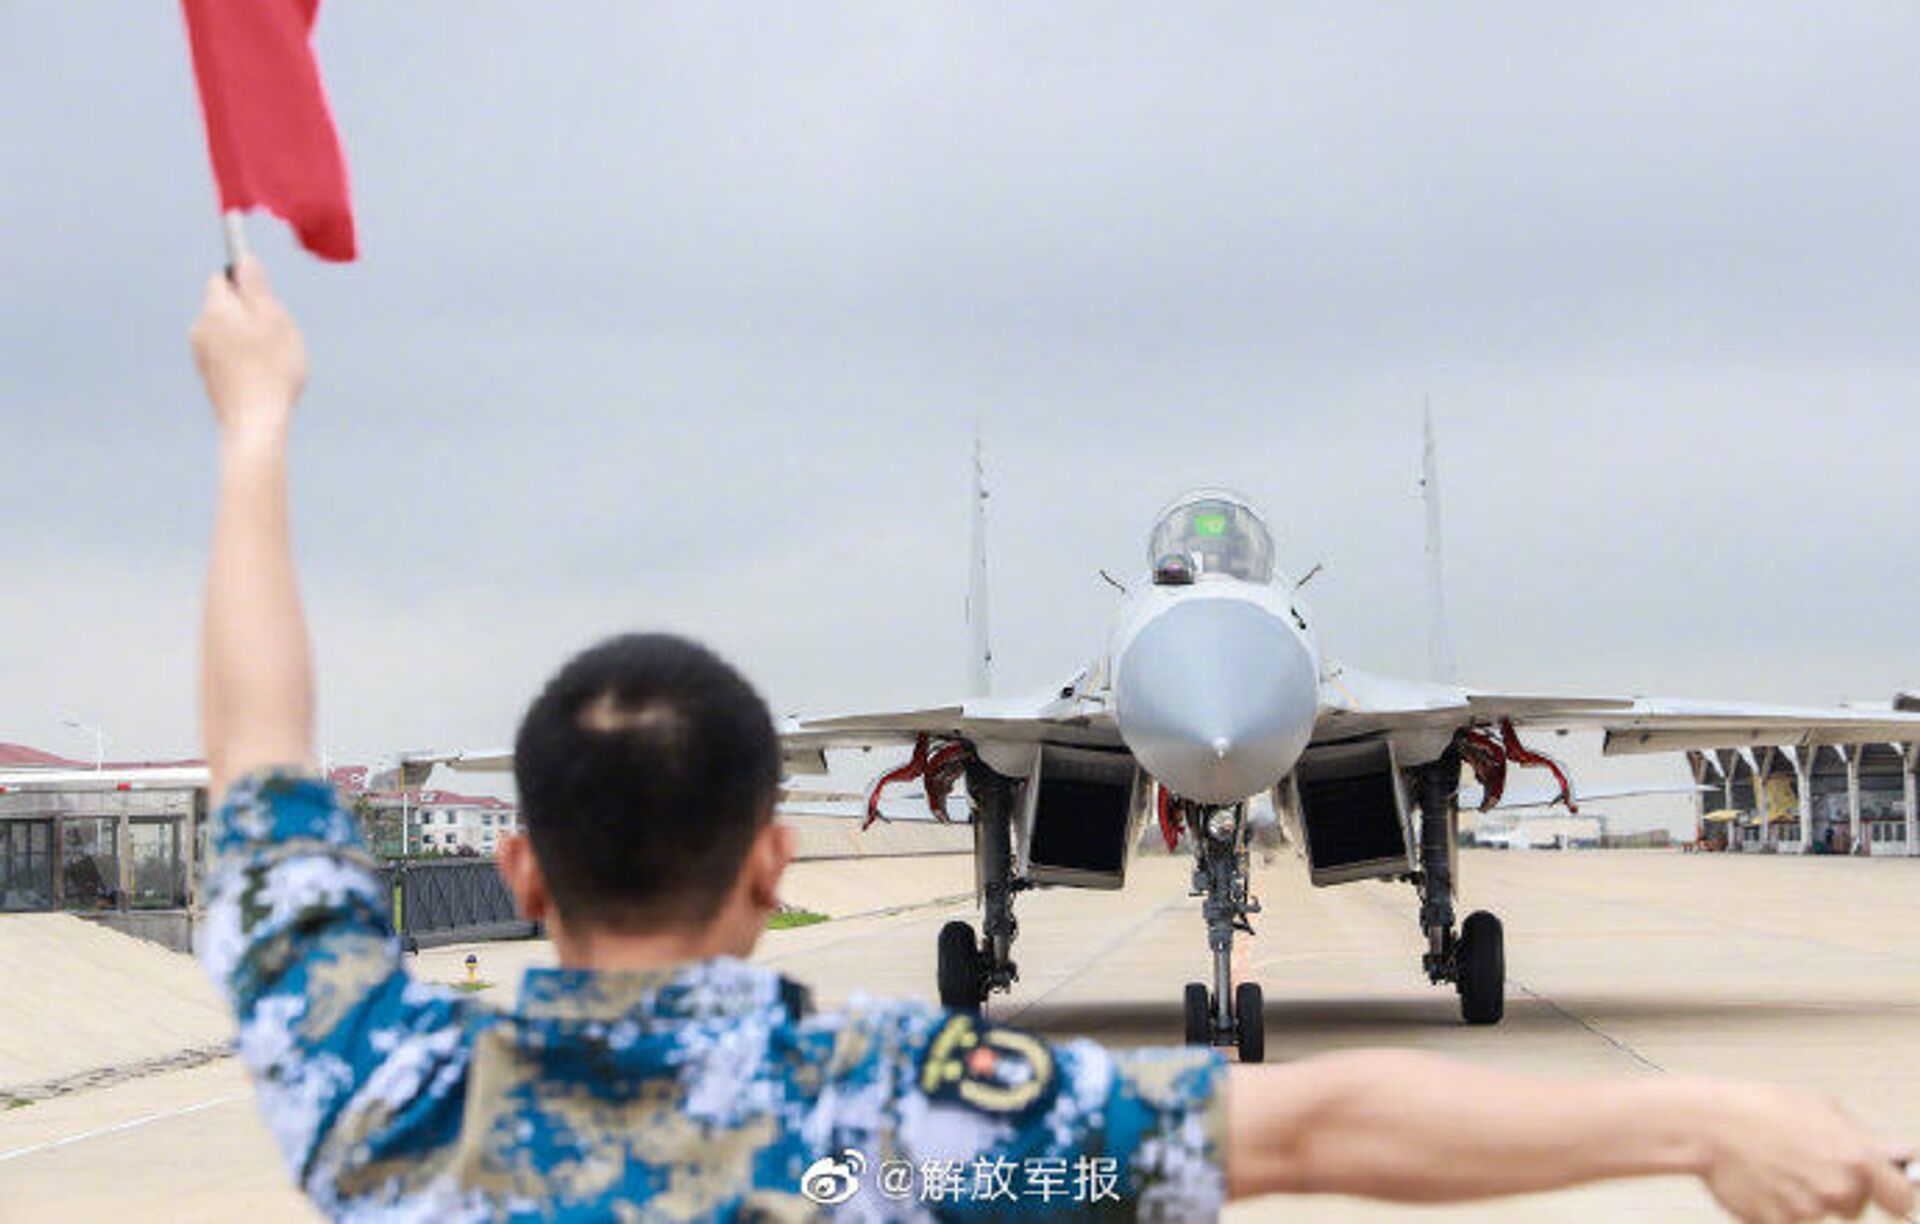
917,1014,1057,1121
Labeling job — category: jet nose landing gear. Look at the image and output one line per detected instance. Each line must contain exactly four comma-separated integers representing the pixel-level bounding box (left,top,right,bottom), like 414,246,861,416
1183,981,1265,1063
1180,801,1267,1062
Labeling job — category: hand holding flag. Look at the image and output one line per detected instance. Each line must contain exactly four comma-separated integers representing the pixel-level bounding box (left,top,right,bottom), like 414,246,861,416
180,0,357,263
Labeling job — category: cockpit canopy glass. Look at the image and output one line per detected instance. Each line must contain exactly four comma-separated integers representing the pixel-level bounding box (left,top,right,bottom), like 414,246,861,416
1148,492,1276,584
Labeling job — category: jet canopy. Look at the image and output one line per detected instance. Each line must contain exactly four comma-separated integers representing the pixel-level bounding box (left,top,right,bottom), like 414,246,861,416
1148,490,1276,585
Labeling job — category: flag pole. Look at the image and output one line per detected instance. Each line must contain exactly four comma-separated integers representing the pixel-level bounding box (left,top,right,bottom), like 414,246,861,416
222,210,251,277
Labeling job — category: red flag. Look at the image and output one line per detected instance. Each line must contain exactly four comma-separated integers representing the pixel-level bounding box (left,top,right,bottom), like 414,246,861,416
180,0,357,262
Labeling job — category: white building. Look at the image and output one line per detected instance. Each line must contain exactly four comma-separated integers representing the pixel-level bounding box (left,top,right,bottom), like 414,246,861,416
412,790,518,855
359,788,520,856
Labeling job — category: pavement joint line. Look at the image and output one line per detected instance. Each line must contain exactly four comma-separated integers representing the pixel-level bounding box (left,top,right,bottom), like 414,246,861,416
0,1095,242,1164
0,1044,236,1108
830,892,975,924
1510,977,1667,1075
1338,874,1669,1072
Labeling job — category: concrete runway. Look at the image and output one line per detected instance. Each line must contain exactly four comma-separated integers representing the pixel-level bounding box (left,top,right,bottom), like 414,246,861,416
6,849,1920,1221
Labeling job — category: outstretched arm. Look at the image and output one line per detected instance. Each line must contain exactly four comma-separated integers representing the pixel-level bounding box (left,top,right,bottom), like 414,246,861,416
1228,1051,1911,1221
192,258,313,797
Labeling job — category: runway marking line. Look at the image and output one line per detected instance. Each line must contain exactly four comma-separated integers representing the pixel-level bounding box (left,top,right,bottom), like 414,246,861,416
0,1095,241,1164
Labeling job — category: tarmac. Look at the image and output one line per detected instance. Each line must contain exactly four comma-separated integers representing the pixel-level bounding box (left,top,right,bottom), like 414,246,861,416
5,848,1920,1221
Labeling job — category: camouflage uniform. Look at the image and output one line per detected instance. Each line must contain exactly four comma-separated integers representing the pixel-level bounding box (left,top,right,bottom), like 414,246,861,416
200,771,1229,1221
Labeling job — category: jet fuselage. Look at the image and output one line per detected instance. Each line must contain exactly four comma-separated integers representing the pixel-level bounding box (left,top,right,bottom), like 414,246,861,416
1104,492,1323,807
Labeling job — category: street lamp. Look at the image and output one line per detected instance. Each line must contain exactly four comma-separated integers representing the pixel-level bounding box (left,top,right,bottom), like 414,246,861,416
59,717,105,770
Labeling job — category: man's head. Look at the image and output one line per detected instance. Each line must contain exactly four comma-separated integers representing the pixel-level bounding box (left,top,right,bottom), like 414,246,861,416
499,633,791,955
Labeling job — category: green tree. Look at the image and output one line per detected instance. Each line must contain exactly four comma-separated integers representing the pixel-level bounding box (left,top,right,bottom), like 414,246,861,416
350,796,406,858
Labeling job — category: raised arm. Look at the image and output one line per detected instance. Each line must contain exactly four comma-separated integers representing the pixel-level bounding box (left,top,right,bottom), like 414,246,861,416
189,266,478,1207
1228,1051,1912,1221
191,258,313,797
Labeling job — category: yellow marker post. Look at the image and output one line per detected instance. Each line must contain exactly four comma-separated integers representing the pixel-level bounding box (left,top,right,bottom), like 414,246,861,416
465,953,479,986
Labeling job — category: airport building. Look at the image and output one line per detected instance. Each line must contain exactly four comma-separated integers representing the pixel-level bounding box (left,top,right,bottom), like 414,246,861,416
1688,709,1920,856
0,744,204,934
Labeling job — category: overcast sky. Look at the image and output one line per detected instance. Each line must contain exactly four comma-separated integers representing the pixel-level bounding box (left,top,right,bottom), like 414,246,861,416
2,4,1915,792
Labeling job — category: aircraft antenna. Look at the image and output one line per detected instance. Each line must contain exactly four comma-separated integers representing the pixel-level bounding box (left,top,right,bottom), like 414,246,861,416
967,425,994,696
1423,400,1458,683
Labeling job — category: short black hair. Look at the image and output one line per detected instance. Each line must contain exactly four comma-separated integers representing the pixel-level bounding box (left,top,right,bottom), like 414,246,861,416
513,633,782,930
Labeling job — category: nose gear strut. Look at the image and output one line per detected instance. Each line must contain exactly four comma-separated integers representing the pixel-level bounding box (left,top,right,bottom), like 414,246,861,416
1178,798,1266,1062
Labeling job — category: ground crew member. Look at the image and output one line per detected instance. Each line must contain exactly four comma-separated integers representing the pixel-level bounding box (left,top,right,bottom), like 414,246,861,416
192,261,1913,1222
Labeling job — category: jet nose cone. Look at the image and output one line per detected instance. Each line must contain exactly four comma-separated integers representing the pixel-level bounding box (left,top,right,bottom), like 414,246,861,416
1114,597,1317,805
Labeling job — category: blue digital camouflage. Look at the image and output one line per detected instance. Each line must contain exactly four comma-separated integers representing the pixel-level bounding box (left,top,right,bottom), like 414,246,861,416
198,771,1228,1221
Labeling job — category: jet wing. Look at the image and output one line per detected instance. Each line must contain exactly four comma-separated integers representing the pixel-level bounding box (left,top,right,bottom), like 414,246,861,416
1313,667,1629,743
781,690,1123,776
1589,700,1920,757
1315,664,1920,756
409,689,1123,783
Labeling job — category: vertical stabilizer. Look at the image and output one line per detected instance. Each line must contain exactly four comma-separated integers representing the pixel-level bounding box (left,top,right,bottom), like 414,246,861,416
1422,402,1458,684
967,427,994,696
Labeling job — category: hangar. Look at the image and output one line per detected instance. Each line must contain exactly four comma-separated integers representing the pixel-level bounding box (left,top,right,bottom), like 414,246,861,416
1685,694,1920,855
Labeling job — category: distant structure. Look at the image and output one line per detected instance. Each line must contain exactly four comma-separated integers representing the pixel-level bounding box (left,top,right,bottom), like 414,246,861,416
353,787,520,857
1686,704,1920,856
0,746,521,918
1470,812,1607,851
1463,808,1677,851
0,744,206,942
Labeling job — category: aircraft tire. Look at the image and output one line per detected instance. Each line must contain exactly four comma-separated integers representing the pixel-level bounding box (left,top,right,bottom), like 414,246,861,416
1457,910,1505,1025
937,920,985,1012
1182,983,1210,1046
1235,982,1265,1063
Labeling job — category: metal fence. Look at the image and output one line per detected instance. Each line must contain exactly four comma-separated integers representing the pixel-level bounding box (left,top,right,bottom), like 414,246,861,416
377,859,537,949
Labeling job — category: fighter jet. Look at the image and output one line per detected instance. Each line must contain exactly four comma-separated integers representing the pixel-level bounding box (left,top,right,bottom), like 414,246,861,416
420,428,1920,1062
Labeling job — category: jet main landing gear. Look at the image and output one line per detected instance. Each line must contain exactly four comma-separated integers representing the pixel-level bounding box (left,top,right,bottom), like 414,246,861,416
937,762,1022,1012
1181,802,1266,1062
1415,751,1506,1025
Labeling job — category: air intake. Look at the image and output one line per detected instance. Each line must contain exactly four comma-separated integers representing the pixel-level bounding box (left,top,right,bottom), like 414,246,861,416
1020,746,1147,889
1291,740,1413,887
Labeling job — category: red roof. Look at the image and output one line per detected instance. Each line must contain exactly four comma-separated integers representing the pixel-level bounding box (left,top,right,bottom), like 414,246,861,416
0,743,85,769
328,765,371,797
